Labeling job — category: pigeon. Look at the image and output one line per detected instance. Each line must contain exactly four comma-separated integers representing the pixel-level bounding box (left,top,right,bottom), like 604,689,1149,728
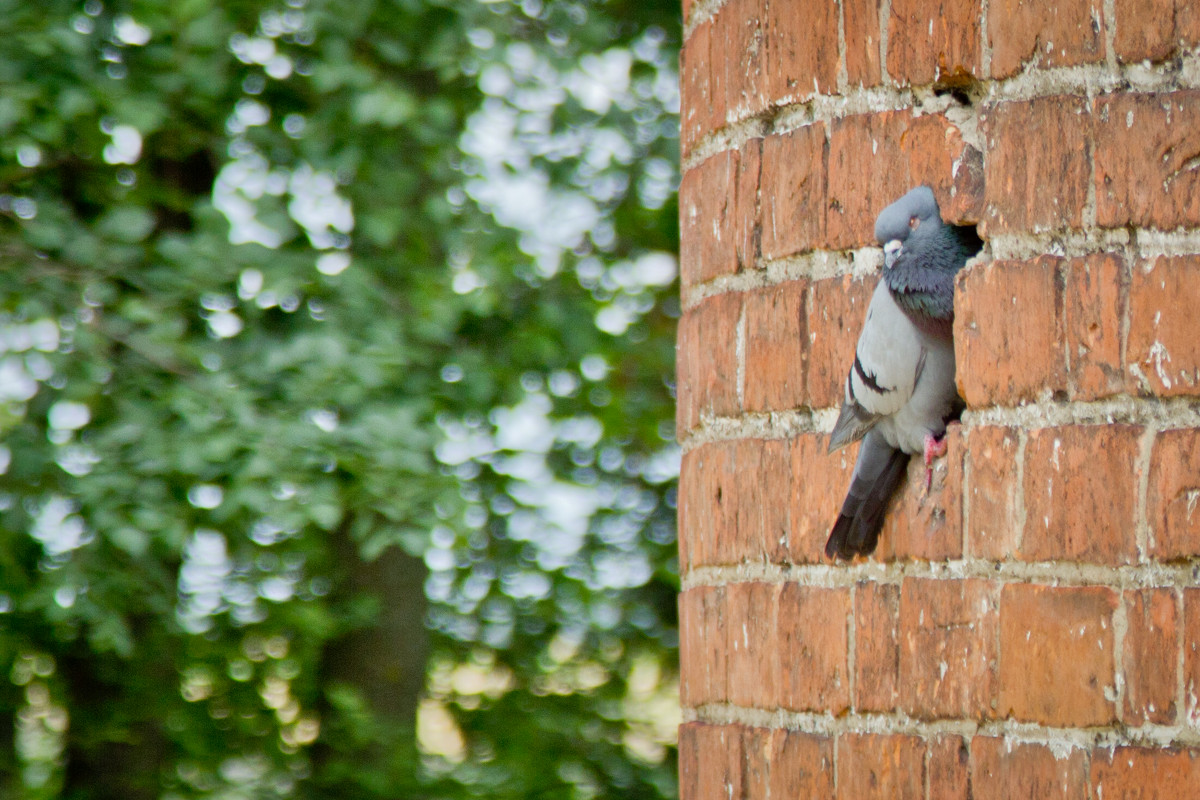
824,186,982,560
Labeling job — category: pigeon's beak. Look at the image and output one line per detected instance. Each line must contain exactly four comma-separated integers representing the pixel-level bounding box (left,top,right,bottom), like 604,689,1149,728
883,239,902,269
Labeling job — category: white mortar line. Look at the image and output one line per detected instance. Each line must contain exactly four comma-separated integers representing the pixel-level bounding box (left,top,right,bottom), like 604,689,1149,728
681,397,1200,454
681,560,1200,592
687,702,1200,749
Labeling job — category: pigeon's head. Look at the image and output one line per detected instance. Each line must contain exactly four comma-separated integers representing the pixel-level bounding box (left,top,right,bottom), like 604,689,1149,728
874,186,941,267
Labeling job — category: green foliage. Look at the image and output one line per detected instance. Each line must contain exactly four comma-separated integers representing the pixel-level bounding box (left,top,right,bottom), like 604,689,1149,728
0,0,680,798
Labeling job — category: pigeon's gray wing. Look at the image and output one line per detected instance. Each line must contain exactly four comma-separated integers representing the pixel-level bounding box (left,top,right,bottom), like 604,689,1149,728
827,279,928,453
825,429,911,559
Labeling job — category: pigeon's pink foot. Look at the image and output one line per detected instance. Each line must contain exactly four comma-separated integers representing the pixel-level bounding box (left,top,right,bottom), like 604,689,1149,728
923,432,948,490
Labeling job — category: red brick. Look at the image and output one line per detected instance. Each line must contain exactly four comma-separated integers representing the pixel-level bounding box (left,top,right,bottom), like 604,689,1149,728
763,0,838,106
806,274,874,409
727,582,781,709
902,114,987,225
876,425,964,562
964,425,1022,559
1148,428,1200,559
1064,253,1127,400
718,0,768,120
836,733,926,799
928,736,971,800
969,736,1088,799
777,584,850,713
827,112,910,249
749,439,793,564
1021,425,1141,564
1128,256,1200,396
760,125,828,259
679,143,762,288
853,581,901,712
1123,588,1179,725
1095,92,1200,230
998,584,1118,726
744,728,835,799
1091,747,1200,797
887,0,983,87
954,257,1065,407
678,446,714,570
844,0,883,87
1183,589,1200,725
982,97,1091,235
676,292,742,436
1114,0,1200,63
744,281,807,413
679,722,743,800
789,432,857,563
678,586,728,706
987,0,1106,78
898,578,999,719
680,20,721,157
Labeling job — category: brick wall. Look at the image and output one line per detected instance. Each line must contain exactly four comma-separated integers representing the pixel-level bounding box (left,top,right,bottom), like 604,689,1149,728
676,1,1200,796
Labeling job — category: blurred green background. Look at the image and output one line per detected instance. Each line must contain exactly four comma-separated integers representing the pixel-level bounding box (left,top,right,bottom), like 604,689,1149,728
0,0,680,796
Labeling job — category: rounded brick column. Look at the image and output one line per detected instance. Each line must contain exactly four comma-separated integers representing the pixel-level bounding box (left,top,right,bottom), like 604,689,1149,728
676,0,1200,796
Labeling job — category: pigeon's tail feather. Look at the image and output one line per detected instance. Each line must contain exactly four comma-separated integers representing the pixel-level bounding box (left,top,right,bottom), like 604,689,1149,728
825,432,911,559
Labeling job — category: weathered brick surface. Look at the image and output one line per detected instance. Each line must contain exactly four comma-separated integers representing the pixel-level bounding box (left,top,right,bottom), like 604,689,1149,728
1091,747,1200,797
1128,256,1200,397
887,0,983,87
805,274,874,409
743,727,836,799
964,426,1022,558
876,426,964,562
789,433,857,563
676,1,1200,794
676,292,741,436
827,112,986,249
743,281,807,413
1123,588,1179,725
982,97,1091,235
777,584,851,713
998,584,1118,726
1113,0,1200,62
844,0,883,87
1147,428,1200,559
927,735,971,799
899,578,999,720
678,585,727,706
1096,92,1200,231
837,733,926,799
987,0,1106,78
727,582,781,709
1064,253,1127,400
719,0,768,120
680,19,719,157
1021,425,1141,564
1183,590,1200,726
760,125,827,259
678,722,743,800
955,257,1065,408
854,581,901,712
970,737,1089,799
679,143,761,288
762,0,838,107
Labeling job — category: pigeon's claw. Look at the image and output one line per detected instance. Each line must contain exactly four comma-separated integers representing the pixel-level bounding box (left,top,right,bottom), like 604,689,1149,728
923,432,947,490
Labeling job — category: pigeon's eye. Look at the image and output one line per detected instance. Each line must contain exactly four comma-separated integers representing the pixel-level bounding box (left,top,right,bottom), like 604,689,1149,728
909,215,920,230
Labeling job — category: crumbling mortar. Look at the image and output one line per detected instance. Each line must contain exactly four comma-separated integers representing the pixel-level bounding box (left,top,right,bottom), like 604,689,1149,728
681,560,1200,594
686,702,1200,751
683,53,1200,173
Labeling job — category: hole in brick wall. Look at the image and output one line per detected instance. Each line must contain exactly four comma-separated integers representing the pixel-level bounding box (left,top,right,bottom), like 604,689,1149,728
933,86,974,108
